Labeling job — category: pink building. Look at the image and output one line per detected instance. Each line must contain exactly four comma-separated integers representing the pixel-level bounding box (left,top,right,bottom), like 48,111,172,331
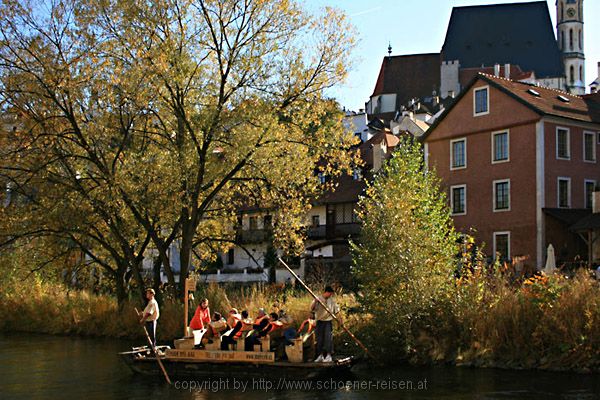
424,74,600,268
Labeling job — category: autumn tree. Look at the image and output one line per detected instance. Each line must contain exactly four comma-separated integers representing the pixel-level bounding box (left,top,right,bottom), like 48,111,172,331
351,137,458,359
0,0,357,301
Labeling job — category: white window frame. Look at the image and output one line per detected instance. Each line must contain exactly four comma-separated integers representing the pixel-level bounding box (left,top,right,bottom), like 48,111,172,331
450,184,467,216
491,130,510,164
557,177,571,208
450,138,467,170
584,179,596,209
583,131,596,163
493,231,511,260
556,127,571,160
473,86,490,116
493,179,511,212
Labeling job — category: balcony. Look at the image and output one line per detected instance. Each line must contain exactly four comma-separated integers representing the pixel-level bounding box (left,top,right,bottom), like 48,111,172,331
307,223,361,240
236,229,272,244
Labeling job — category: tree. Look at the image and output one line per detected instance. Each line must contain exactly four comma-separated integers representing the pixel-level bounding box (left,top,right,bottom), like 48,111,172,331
351,137,458,358
0,0,358,301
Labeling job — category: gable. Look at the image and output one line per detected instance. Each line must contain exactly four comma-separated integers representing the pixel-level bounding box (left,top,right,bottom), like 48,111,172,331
426,77,540,143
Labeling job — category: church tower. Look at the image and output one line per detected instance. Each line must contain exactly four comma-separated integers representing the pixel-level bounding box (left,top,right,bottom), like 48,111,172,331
557,0,585,94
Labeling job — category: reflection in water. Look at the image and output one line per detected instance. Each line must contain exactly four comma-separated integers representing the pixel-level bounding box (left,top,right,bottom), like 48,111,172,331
0,333,599,400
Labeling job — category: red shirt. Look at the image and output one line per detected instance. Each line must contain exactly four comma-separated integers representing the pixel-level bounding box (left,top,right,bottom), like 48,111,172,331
190,306,211,330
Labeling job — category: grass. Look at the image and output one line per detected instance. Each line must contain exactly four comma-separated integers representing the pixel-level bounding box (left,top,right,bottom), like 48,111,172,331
0,274,362,352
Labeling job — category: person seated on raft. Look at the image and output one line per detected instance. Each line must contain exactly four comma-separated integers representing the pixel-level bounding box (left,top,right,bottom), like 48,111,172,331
189,298,211,332
221,308,243,350
297,312,316,339
270,311,297,359
205,312,228,342
244,308,272,351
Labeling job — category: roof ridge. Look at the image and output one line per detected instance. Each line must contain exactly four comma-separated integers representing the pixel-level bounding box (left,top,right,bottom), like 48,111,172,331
478,73,581,99
452,1,546,10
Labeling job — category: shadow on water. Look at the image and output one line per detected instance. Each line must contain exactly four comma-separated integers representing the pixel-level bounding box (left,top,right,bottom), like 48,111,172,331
1,333,599,400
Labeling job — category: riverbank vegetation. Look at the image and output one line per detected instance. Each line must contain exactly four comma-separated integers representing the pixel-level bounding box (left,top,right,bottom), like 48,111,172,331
352,138,600,372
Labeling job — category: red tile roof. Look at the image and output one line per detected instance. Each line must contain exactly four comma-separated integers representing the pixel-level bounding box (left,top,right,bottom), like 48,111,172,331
479,74,600,123
370,53,441,113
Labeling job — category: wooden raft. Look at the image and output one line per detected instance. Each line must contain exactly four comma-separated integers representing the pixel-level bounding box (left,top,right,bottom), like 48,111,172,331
165,349,275,363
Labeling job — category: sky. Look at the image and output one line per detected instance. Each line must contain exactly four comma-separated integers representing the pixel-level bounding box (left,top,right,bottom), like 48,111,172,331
307,0,600,111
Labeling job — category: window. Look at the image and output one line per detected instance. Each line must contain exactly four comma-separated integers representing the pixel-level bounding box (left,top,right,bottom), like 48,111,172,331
558,177,571,208
579,30,582,50
450,185,466,216
493,180,510,211
584,132,596,162
318,172,326,184
248,216,258,230
585,180,596,209
492,131,509,163
263,215,272,229
311,215,320,228
227,248,234,265
570,65,575,85
569,28,573,50
474,87,489,116
493,232,510,261
334,203,359,224
556,128,570,159
580,66,583,82
450,138,466,169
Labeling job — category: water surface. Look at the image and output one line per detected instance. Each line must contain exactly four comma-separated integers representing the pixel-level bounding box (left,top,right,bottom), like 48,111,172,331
0,333,598,399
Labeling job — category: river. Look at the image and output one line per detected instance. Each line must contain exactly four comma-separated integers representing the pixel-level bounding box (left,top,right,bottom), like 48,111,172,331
1,333,599,399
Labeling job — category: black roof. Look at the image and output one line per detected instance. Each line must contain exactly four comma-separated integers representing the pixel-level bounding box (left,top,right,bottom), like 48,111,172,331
441,1,563,78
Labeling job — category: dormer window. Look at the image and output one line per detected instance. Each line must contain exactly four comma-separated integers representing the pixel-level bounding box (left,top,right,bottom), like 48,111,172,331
473,86,489,116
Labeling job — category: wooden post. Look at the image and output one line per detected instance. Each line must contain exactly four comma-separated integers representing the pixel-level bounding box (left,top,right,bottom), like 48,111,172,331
588,230,593,267
183,276,196,337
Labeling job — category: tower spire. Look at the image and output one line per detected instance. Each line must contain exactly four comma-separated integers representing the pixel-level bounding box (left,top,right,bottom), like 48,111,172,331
557,0,585,94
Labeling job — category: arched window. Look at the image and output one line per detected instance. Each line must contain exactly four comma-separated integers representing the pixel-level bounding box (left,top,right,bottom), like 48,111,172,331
570,65,575,84
561,29,566,50
579,30,582,50
580,65,583,81
569,29,573,50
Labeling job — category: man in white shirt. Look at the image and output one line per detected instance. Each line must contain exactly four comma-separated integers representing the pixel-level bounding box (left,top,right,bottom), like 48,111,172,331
310,285,339,363
140,288,160,347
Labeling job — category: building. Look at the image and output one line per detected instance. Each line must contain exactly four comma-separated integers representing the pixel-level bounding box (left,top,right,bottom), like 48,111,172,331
590,62,600,93
368,1,588,125
211,123,400,284
423,73,600,269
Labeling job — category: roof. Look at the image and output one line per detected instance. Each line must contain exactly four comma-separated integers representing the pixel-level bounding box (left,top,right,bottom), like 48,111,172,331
423,73,600,142
441,1,563,78
317,174,366,205
370,53,441,111
543,208,591,226
459,64,534,87
570,213,600,232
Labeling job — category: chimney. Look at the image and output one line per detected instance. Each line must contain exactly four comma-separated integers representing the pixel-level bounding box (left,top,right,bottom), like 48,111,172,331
504,64,511,79
494,63,500,77
594,190,600,214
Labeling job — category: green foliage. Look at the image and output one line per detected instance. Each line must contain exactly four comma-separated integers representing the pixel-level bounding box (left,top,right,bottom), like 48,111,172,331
351,137,458,360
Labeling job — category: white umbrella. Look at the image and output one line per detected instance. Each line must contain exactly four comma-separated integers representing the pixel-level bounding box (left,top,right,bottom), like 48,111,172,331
544,244,556,274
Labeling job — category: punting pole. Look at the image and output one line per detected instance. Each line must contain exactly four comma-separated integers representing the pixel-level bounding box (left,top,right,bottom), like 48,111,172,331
277,257,379,364
135,308,172,385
